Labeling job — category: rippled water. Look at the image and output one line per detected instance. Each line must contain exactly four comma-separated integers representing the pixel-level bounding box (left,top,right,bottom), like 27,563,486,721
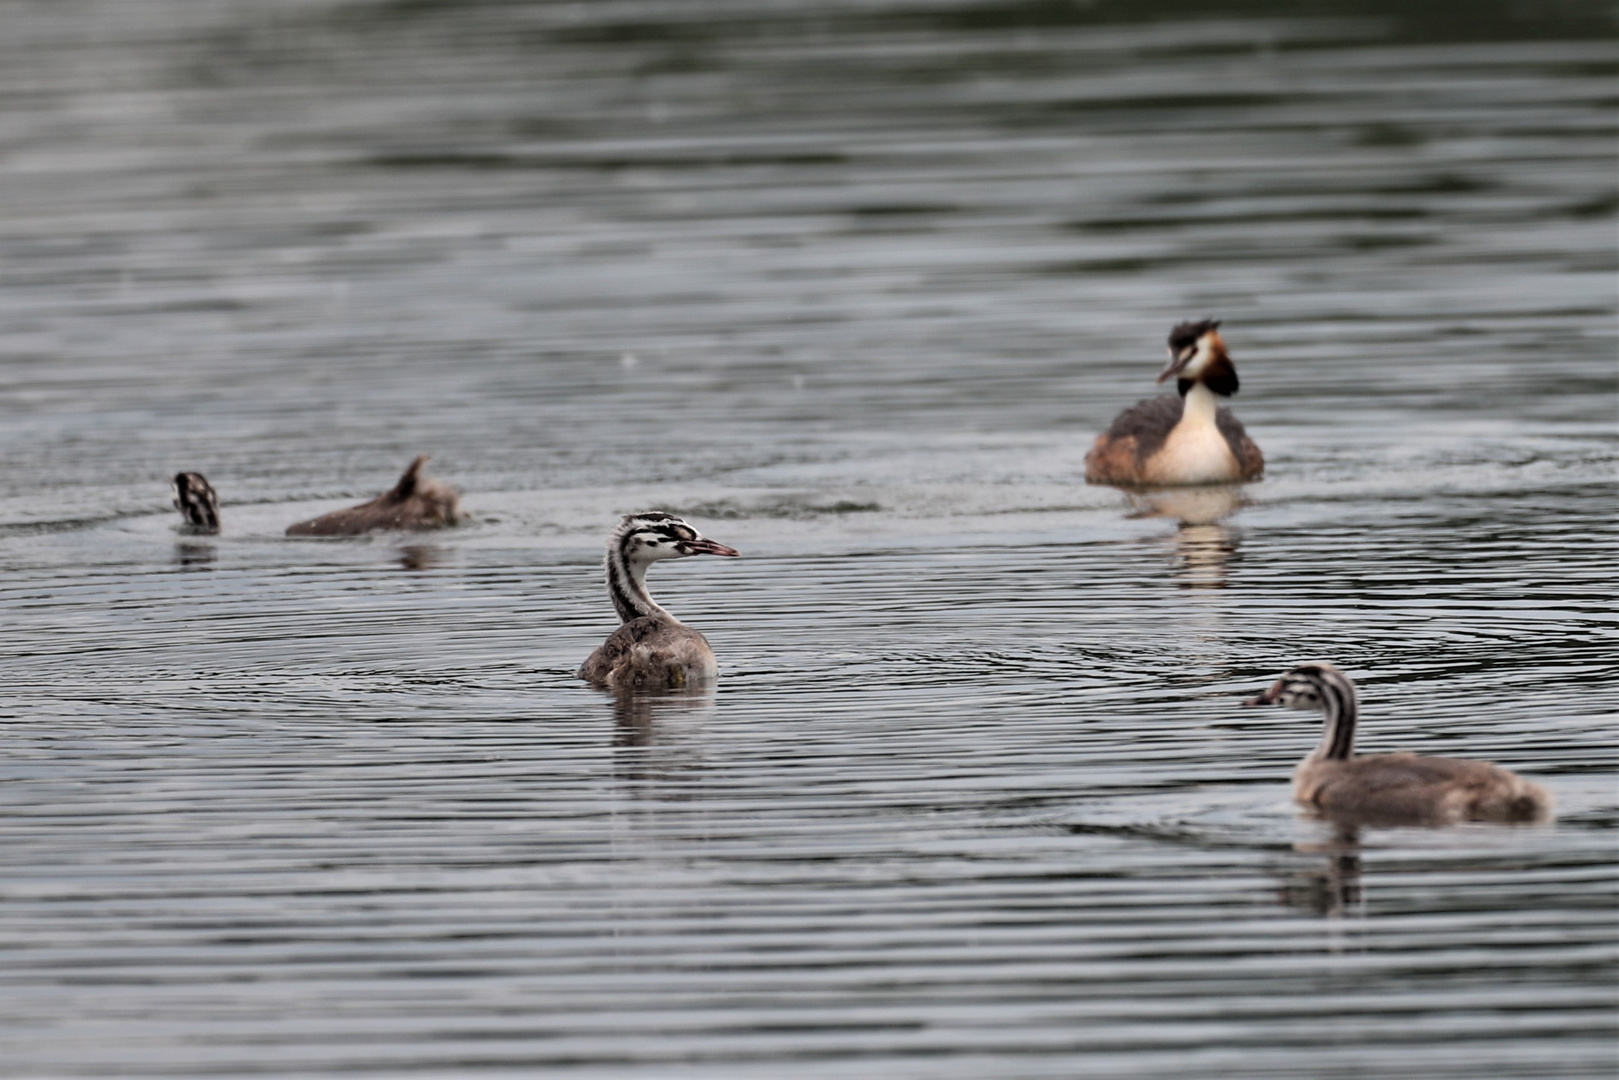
0,1,1614,1076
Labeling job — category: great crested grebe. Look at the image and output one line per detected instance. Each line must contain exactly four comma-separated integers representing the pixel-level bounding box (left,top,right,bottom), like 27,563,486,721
285,455,460,536
1243,662,1552,825
1086,319,1263,487
172,472,221,534
577,512,740,690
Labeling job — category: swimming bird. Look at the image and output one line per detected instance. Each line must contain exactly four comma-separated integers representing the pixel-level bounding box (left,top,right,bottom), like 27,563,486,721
1243,661,1552,825
285,455,460,536
577,512,739,690
172,472,221,534
1085,319,1263,487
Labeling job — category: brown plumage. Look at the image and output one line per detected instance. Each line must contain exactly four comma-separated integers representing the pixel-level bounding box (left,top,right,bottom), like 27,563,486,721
1086,319,1263,487
1294,752,1552,826
579,615,720,691
285,455,460,537
1244,662,1553,826
1087,395,1263,486
577,512,739,690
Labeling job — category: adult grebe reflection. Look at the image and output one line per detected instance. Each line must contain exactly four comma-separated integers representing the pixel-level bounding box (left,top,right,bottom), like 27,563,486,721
1126,486,1245,588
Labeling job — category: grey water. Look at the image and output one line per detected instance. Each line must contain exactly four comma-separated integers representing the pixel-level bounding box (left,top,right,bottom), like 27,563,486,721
0,1,1614,1076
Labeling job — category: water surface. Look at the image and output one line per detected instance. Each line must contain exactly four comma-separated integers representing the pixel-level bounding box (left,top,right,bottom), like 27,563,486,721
0,1,1613,1077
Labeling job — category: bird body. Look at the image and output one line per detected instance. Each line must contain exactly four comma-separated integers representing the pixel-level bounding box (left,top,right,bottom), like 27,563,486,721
1086,320,1262,487
578,512,739,690
1245,661,1552,825
1294,751,1551,825
285,455,459,536
579,614,720,691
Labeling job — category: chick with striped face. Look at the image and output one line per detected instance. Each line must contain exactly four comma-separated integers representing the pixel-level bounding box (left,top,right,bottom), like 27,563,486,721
1245,662,1352,715
1242,661,1551,825
618,512,741,567
580,512,740,690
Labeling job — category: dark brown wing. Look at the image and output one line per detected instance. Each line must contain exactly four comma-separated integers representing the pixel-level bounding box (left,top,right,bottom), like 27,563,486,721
1214,407,1264,480
1085,396,1185,484
577,615,713,690
286,456,460,536
579,616,659,684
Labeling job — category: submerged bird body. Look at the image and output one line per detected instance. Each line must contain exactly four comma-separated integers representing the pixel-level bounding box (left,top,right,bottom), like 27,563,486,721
578,512,739,690
172,472,221,534
285,455,459,537
1086,320,1263,487
1245,662,1551,825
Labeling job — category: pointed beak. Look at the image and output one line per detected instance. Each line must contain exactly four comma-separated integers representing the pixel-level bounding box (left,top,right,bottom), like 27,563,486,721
1156,352,1191,385
685,538,740,557
1242,680,1284,707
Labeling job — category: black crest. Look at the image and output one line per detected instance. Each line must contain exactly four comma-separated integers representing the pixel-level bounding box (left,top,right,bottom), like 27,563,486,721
1168,318,1220,354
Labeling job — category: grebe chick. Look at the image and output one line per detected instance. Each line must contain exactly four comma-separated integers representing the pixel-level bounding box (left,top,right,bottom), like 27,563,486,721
1086,319,1263,487
172,472,221,535
285,455,460,537
1243,662,1552,825
578,512,740,690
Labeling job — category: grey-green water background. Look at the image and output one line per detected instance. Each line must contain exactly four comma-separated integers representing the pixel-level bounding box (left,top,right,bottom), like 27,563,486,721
0,1,1614,1076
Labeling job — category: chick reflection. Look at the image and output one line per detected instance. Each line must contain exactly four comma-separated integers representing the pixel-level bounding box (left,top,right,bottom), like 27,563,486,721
1125,486,1244,588
1278,825,1364,920
609,684,715,791
174,541,217,569
397,544,445,572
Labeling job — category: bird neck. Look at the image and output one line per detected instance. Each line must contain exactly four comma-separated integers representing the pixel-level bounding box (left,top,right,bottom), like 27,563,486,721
606,541,671,624
1309,677,1359,763
1180,381,1220,425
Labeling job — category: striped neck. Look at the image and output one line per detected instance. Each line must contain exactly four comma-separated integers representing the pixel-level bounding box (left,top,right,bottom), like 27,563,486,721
606,532,670,623
1309,670,1359,762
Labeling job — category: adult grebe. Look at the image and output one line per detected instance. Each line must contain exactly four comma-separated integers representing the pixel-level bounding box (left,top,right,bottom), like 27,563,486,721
577,512,740,690
1243,662,1552,825
1085,319,1263,487
285,455,460,536
172,472,221,534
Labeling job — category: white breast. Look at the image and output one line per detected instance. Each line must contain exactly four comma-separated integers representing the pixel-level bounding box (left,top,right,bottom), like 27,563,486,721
1145,384,1240,485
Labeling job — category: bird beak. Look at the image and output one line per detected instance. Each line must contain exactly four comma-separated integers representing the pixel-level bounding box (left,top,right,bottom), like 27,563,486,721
1242,680,1284,707
1156,352,1192,385
685,538,740,557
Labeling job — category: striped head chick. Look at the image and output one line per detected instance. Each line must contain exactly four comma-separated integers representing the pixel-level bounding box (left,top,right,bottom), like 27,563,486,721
1244,661,1359,710
1159,318,1239,398
171,472,221,535
1242,660,1551,824
1244,661,1361,759
604,512,740,623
